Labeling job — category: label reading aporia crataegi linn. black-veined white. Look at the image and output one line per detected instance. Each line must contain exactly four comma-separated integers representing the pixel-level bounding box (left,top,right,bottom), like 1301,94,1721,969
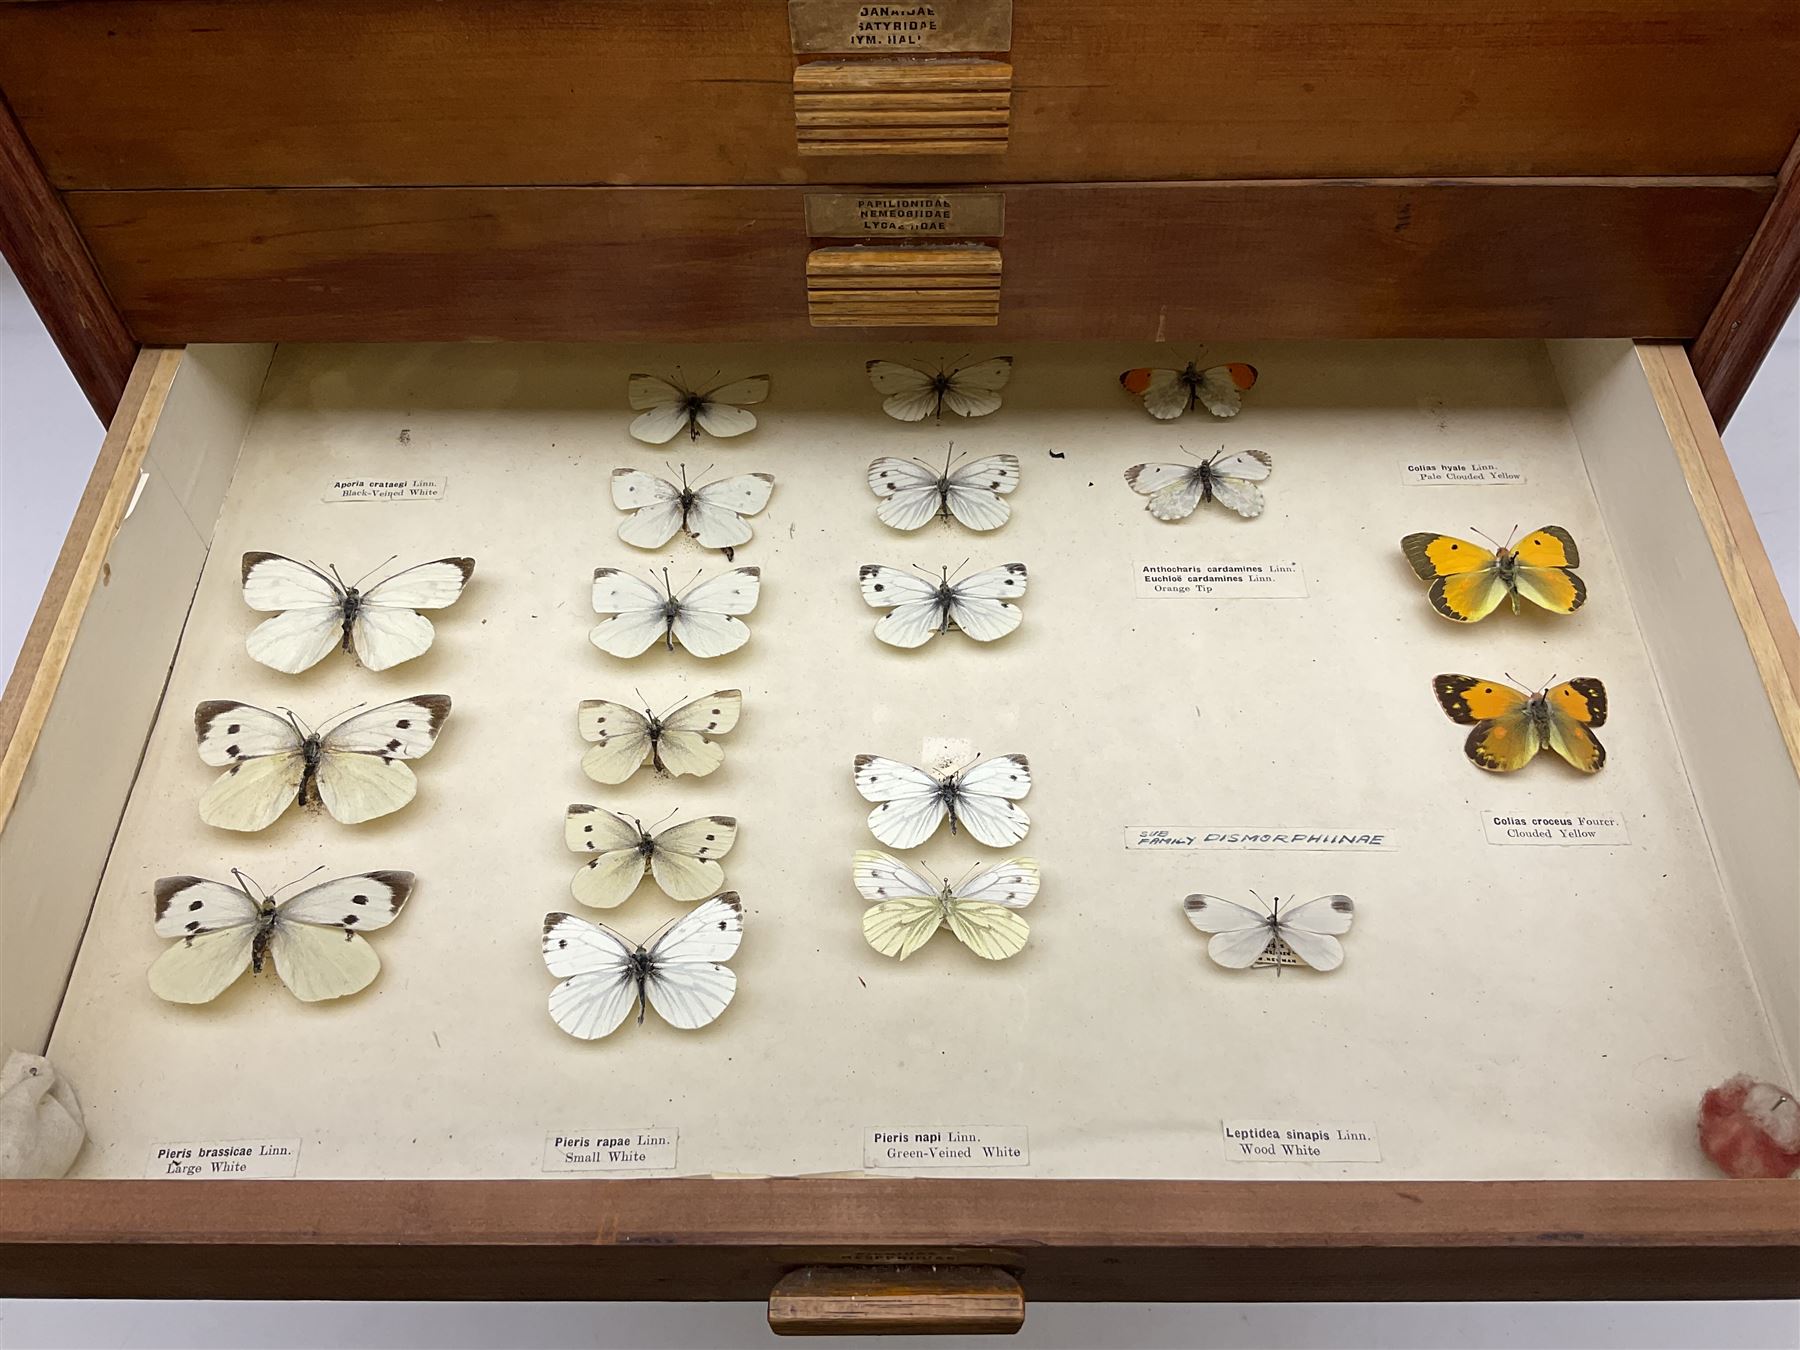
1222,1120,1382,1163
1399,456,1525,486
540,1128,678,1173
1125,826,1398,852
322,476,448,503
1136,562,1307,598
146,1137,301,1178
863,1126,1029,1168
1482,809,1630,846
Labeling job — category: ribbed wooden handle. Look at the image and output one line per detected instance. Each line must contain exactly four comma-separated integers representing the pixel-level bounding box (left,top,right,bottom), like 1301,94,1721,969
768,1265,1025,1336
807,245,1001,327
793,60,1012,156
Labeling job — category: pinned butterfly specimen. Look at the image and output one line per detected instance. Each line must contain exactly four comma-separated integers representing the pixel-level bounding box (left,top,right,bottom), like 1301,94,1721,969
867,448,1021,532
854,752,1031,848
1124,449,1273,520
543,893,743,1039
1433,674,1609,773
240,553,474,673
1182,892,1355,972
1401,526,1586,622
628,372,770,444
611,466,775,560
867,356,1013,422
859,562,1027,648
1120,361,1258,419
149,869,413,1004
578,690,741,784
853,851,1038,961
194,695,451,831
590,566,761,659
564,804,737,909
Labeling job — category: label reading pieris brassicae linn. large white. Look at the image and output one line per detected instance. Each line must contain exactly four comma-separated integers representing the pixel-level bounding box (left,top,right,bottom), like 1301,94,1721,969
1136,562,1307,598
146,1137,301,1178
541,1128,678,1173
863,1126,1029,1168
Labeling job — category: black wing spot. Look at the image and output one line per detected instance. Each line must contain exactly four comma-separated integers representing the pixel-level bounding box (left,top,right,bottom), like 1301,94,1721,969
226,744,240,758
352,894,369,905
396,719,412,729
343,914,359,925
226,723,241,734
185,921,200,933
188,899,203,911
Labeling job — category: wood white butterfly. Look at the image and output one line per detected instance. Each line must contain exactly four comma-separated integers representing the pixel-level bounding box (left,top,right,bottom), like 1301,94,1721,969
1125,449,1274,520
867,449,1021,532
854,753,1031,848
150,869,413,1004
1183,892,1355,971
628,373,770,444
612,466,775,558
590,567,761,659
241,553,474,673
854,851,1038,961
1120,361,1258,419
867,356,1012,422
543,893,744,1039
859,563,1027,648
565,804,737,909
578,690,742,784
194,696,451,831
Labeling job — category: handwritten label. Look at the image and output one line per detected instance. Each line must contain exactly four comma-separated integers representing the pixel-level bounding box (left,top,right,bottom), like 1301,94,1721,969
805,191,1004,238
1482,809,1630,846
1136,562,1307,598
323,476,448,503
1222,1120,1381,1163
1126,826,1397,852
146,1138,301,1179
541,1128,678,1173
1400,457,1525,486
863,1126,1028,1168
789,0,1012,52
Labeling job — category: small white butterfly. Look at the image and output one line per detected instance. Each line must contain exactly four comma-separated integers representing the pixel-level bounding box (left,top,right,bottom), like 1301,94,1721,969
565,804,737,909
854,752,1031,848
1182,892,1356,971
1120,361,1258,419
859,562,1027,648
241,553,474,673
628,373,770,444
1124,449,1274,521
590,567,761,659
867,448,1021,532
867,356,1013,422
150,869,413,1004
543,893,744,1039
194,696,451,831
854,851,1038,961
611,466,775,559
578,689,742,785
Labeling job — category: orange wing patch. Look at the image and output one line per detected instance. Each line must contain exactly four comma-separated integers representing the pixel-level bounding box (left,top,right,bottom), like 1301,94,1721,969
1402,532,1495,580
1548,677,1608,727
1119,368,1160,395
1434,674,1530,724
1511,525,1580,570
1216,362,1258,392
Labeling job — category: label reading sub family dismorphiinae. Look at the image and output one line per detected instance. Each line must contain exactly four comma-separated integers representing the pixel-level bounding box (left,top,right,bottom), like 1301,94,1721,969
1125,827,1398,852
146,1137,301,1178
1482,809,1631,846
541,1128,678,1172
1222,1120,1382,1163
1400,456,1525,486
1136,562,1307,598
863,1126,1028,1168
323,476,448,503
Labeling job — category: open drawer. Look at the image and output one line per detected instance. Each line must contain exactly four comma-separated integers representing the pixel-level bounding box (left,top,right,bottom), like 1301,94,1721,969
0,337,1795,1318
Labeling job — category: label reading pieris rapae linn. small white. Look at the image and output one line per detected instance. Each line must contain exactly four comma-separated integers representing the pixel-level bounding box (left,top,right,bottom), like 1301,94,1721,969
1400,456,1524,486
1482,809,1630,846
1137,562,1306,598
864,1126,1028,1169
147,1137,301,1178
323,476,448,503
1222,1120,1381,1163
541,1128,678,1173
1126,826,1398,852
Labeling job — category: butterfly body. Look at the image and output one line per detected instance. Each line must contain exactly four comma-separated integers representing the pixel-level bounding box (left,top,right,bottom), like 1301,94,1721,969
1124,449,1272,520
1433,674,1608,772
1401,527,1585,622
1120,361,1258,419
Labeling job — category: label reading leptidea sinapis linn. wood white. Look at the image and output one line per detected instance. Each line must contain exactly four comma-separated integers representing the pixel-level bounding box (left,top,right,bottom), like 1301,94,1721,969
1399,456,1525,486
146,1138,301,1178
323,476,448,503
1483,809,1631,846
1136,562,1307,598
864,1126,1029,1168
541,1129,678,1173
1222,1121,1382,1163
1125,827,1398,852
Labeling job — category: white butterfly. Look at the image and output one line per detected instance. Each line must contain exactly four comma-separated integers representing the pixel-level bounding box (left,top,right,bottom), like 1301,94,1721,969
149,869,413,1004
1182,892,1356,972
241,553,474,674
854,752,1031,848
565,804,737,909
1124,449,1274,520
611,466,775,558
859,563,1027,648
867,356,1013,422
867,449,1021,532
1120,361,1258,419
543,893,744,1039
578,690,742,785
628,373,770,444
590,567,761,659
853,851,1038,961
194,696,451,831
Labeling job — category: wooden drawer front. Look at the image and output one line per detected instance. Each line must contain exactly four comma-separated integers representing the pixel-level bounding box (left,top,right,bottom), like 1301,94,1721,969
794,61,1012,158
806,245,1002,326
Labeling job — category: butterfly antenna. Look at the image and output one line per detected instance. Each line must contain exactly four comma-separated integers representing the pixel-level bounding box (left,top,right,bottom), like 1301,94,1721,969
271,865,328,899
229,868,261,899
328,563,349,591
952,557,970,582
909,561,937,581
648,805,679,830
318,702,368,735
1506,523,1520,549
349,554,399,590
277,706,312,739
1470,525,1503,549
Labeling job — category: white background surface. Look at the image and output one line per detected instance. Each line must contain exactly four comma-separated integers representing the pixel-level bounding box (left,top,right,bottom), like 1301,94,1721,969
2,260,1797,1347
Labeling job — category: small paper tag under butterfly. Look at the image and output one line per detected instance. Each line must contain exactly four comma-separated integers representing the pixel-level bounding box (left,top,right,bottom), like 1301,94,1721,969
146,1137,301,1179
1136,562,1307,598
1399,457,1525,486
1221,1120,1382,1163
322,476,448,503
1251,936,1306,969
1482,809,1630,846
540,1128,678,1173
863,1126,1029,1169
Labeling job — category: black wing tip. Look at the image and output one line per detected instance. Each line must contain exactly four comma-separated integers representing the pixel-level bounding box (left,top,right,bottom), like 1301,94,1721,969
194,699,248,731
542,912,572,936
736,565,762,578
1004,753,1030,769
711,891,743,911
853,753,876,769
708,815,738,827
1330,897,1355,914
567,803,598,816
153,875,203,916
405,694,453,727
442,557,477,580
240,550,286,581
365,869,417,895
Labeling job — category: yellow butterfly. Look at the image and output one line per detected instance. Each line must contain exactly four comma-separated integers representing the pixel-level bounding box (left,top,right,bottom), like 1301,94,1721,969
1401,526,1585,622
1433,674,1608,773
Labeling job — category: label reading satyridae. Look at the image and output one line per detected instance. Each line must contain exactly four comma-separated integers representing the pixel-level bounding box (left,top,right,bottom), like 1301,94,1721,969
1482,809,1630,846
1126,827,1398,852
323,476,448,503
1136,562,1307,598
541,1128,678,1173
1222,1120,1382,1163
789,0,1012,53
863,1126,1028,1168
1400,457,1525,486
147,1137,301,1179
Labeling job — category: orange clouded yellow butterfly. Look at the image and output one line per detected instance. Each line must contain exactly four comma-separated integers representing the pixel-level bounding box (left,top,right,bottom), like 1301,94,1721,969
1433,674,1608,773
1401,526,1585,622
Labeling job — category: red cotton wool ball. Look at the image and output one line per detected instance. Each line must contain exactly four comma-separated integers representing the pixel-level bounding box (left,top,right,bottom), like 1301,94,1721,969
1698,1074,1800,1179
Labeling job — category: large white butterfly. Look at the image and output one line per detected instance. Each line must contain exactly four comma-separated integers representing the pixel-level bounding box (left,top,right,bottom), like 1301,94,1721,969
854,753,1031,848
590,567,761,659
859,563,1027,648
867,450,1021,532
611,466,775,558
1120,361,1258,419
193,695,451,831
241,553,474,674
853,851,1038,961
866,356,1013,422
578,690,742,784
628,373,770,444
565,804,737,909
149,869,413,1004
543,893,744,1039
1124,449,1274,520
1182,892,1356,972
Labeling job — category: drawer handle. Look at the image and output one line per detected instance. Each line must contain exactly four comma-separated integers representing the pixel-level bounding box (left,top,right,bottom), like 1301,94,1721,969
768,1264,1025,1336
807,245,1002,327
793,59,1012,156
